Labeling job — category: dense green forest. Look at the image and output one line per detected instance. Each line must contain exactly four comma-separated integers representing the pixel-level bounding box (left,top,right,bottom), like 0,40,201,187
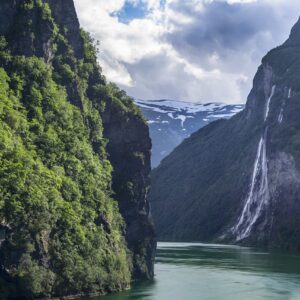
0,0,153,298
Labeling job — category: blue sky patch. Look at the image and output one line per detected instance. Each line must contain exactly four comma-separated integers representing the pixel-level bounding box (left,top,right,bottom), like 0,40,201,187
111,0,166,24
112,2,148,23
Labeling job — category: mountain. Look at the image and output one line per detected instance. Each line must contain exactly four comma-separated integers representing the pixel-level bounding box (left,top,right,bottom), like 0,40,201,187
150,17,300,251
0,0,155,298
135,99,244,168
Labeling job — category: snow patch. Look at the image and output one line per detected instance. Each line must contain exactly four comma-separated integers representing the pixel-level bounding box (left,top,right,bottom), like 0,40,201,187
135,99,244,115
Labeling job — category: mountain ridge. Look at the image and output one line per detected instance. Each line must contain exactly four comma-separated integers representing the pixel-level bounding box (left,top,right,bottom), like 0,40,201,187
135,99,244,167
150,17,300,250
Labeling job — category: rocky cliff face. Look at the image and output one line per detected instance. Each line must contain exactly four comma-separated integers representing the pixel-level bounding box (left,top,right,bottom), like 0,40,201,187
150,17,300,250
102,99,155,279
0,0,83,59
0,0,155,298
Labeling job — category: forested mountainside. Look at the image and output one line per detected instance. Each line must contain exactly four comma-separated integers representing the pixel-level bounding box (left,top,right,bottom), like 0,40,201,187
135,99,243,168
0,0,155,298
150,17,300,250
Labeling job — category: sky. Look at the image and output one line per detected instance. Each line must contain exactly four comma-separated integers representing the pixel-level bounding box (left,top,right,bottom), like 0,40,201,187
74,0,300,104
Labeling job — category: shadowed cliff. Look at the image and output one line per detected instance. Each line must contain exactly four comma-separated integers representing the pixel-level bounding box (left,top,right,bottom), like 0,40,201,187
150,17,300,251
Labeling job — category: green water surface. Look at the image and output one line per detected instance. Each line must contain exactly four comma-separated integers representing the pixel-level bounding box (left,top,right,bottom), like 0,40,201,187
96,242,300,300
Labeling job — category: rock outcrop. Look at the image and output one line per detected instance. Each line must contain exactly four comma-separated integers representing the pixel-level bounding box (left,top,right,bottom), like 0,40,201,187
102,99,155,279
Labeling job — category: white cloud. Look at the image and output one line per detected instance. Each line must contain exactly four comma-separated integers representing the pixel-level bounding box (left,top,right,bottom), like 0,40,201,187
74,0,300,104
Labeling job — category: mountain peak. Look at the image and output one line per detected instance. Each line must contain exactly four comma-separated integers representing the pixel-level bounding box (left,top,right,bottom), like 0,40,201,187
136,99,244,167
284,16,300,46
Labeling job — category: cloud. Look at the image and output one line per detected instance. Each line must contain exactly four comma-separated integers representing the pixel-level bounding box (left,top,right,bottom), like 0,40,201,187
74,0,300,104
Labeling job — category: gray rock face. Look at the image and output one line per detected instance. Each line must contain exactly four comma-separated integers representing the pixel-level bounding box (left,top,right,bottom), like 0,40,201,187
150,17,300,250
284,17,300,47
45,0,83,58
0,0,82,59
0,0,20,36
102,100,156,279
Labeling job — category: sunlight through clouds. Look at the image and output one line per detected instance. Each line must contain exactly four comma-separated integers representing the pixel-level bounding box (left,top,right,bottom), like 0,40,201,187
74,0,300,104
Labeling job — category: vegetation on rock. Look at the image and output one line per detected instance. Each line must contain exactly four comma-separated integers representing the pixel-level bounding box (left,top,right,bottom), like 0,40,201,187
0,0,154,298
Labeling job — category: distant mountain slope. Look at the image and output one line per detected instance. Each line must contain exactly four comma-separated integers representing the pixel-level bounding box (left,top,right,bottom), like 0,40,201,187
150,17,300,251
135,99,244,167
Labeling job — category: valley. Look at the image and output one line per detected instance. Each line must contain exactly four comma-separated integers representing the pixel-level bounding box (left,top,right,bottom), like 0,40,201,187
1,1,300,299
136,99,243,167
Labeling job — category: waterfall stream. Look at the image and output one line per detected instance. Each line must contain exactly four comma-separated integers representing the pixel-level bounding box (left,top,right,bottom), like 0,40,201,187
264,85,276,121
278,87,291,124
278,108,284,123
288,88,292,99
232,85,275,241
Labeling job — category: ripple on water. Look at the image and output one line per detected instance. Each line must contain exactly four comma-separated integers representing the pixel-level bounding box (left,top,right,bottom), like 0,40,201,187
95,242,300,300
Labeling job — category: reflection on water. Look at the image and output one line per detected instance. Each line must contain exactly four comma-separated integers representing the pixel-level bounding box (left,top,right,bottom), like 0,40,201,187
94,242,300,300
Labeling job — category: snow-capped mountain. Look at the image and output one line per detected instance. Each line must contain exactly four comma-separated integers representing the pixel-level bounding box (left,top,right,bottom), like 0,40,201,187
135,99,244,167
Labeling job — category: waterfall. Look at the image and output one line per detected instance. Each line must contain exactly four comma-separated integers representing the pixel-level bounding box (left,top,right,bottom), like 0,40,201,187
278,87,291,124
232,85,275,240
264,85,275,121
278,108,284,124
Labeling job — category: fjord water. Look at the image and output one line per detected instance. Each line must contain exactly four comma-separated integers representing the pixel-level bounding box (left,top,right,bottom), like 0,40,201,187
99,242,300,300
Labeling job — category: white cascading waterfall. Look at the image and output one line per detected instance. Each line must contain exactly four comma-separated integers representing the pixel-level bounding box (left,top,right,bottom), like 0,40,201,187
278,87,291,124
288,88,292,99
232,85,276,241
278,108,284,123
264,85,276,121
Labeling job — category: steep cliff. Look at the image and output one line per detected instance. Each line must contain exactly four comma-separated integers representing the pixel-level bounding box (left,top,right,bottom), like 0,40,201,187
0,0,155,298
102,95,155,279
150,17,300,250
